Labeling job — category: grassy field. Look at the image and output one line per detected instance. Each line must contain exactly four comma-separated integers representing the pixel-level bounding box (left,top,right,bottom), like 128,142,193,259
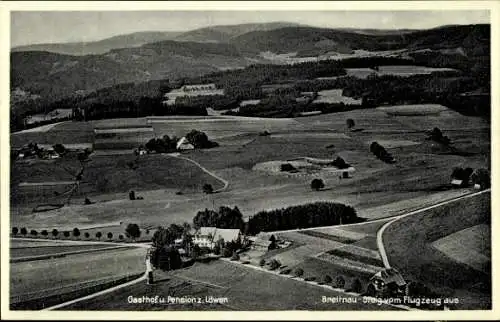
432,224,490,273
10,247,146,306
10,108,490,241
377,104,447,116
289,256,374,291
61,260,398,310
383,191,491,309
329,66,457,80
10,244,124,259
11,121,94,148
149,117,306,139
80,154,224,195
10,152,225,222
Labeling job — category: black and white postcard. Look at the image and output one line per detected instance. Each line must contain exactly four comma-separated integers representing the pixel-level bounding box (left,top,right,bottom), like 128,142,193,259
1,1,497,320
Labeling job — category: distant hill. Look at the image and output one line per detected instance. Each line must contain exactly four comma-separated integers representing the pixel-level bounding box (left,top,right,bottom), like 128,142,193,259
11,23,489,106
10,22,301,55
11,40,255,103
174,21,303,43
230,24,490,57
12,31,183,56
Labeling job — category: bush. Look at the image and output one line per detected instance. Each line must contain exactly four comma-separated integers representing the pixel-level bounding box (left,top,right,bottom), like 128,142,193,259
21,227,28,236
332,156,350,169
346,118,355,129
407,281,433,297
96,232,102,240
12,227,18,235
203,184,214,194
185,129,217,149
53,144,66,155
222,247,232,258
84,232,90,239
107,232,113,240
304,276,316,282
51,229,58,238
294,268,304,277
323,275,333,284
63,231,70,238
310,178,325,191
259,259,266,267
370,141,395,163
119,234,124,240
73,228,80,237
280,268,292,275
280,163,297,172
30,229,38,236
350,278,363,293
125,223,141,240
231,252,240,261
269,259,281,270
193,206,244,230
451,167,474,186
335,276,346,289
247,201,358,235
41,230,48,237
471,168,490,189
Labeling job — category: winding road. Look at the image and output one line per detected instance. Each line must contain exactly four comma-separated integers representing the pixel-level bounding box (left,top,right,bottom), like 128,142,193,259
376,189,490,268
165,153,229,193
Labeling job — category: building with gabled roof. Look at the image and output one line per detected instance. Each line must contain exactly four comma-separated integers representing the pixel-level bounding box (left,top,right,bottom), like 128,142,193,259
368,268,407,296
176,137,194,150
192,227,241,249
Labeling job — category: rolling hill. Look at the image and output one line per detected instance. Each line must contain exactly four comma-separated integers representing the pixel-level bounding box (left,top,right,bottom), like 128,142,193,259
11,23,489,110
11,40,255,103
11,22,301,56
174,21,302,43
11,31,183,56
229,24,490,57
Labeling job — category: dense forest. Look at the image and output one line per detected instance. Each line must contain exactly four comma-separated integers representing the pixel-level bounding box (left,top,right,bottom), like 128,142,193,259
11,51,490,131
246,202,360,235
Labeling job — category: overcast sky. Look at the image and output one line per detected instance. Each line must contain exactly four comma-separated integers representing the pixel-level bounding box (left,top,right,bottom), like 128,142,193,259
11,10,490,47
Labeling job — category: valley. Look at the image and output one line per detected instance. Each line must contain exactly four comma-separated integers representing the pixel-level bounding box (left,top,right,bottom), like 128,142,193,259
7,17,492,313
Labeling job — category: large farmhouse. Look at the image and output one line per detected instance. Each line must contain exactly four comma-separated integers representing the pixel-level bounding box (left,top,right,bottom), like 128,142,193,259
192,227,241,249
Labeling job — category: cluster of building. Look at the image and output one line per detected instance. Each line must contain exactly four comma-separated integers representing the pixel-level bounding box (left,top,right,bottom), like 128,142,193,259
162,83,224,106
13,143,93,161
179,227,242,251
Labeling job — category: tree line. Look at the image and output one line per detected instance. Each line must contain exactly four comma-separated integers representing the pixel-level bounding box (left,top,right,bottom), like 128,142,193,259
370,142,396,164
246,201,360,235
144,130,218,153
193,206,245,230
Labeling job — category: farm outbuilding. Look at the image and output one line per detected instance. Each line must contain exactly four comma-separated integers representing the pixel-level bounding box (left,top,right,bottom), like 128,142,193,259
176,137,194,150
192,227,241,249
367,268,407,297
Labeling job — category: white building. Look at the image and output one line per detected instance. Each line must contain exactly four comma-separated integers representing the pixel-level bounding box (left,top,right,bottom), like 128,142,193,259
192,227,241,249
176,137,194,151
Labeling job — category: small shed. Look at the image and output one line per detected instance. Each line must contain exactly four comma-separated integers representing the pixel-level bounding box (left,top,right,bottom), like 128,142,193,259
176,137,194,150
368,268,407,296
451,179,463,187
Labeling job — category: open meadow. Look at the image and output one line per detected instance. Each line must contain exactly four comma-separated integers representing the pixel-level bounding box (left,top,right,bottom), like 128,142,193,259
10,244,146,309
60,260,398,311
10,106,490,235
383,191,491,309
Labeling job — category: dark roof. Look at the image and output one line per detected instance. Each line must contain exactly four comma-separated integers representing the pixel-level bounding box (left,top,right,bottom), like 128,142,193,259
372,268,406,286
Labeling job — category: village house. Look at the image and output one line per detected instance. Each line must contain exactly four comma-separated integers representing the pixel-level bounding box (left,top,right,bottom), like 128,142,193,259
367,268,407,296
181,83,217,92
176,137,195,151
192,227,241,249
